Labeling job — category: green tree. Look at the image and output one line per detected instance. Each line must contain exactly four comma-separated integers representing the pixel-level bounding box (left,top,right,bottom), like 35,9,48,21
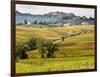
61,36,65,41
26,37,37,50
34,21,37,24
37,40,58,58
24,19,27,24
16,43,29,59
16,37,37,59
45,41,58,58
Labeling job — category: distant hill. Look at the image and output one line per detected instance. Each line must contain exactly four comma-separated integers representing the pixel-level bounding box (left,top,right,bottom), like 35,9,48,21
16,10,24,15
16,10,94,25
43,11,76,17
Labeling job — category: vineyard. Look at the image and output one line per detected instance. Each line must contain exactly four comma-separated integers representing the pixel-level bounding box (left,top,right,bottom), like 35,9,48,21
16,56,94,73
16,25,95,73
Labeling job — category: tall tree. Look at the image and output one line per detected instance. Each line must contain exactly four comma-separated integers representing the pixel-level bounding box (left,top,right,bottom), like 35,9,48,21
24,19,27,24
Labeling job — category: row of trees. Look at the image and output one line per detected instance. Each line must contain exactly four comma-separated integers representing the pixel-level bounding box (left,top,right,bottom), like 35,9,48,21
16,38,59,59
24,19,48,25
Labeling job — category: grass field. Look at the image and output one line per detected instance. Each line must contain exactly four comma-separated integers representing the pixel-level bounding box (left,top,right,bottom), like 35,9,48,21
16,24,95,73
16,56,94,73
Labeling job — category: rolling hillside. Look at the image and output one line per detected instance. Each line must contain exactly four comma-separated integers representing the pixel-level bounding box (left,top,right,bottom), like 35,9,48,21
16,24,95,73
16,25,95,58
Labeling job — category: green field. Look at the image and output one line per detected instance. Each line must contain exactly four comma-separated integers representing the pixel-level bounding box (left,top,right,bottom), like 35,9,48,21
16,25,95,73
16,57,94,73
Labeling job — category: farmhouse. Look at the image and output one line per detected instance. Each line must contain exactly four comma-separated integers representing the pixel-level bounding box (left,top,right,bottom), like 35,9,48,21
81,22,89,25
63,23,72,26
27,21,31,25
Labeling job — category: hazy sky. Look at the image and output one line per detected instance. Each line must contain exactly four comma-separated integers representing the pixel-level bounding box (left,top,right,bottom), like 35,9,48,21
16,4,94,18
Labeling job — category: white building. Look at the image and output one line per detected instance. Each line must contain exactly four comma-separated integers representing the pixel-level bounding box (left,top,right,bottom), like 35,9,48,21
27,21,31,25
81,22,89,25
63,23,72,26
